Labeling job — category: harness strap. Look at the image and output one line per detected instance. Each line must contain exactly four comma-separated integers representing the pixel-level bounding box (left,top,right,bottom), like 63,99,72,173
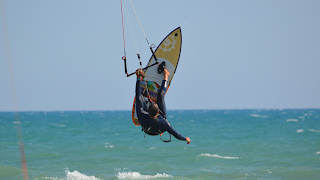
147,117,158,132
160,132,171,143
141,82,170,142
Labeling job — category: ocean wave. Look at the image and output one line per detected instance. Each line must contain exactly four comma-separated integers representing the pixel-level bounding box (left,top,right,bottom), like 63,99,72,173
308,129,320,133
105,142,114,148
36,168,102,180
65,169,101,180
199,153,239,159
250,114,268,118
52,123,66,127
286,119,298,122
117,171,172,179
296,129,319,133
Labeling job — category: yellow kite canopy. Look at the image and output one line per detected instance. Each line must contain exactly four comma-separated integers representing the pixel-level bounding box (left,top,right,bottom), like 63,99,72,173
132,27,182,126
144,27,182,86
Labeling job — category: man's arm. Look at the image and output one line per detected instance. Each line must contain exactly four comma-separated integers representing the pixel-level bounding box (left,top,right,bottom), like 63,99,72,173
161,68,191,144
135,69,147,117
166,122,190,144
167,125,186,141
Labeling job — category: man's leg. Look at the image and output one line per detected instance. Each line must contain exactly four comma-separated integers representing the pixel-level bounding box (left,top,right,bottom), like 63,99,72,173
157,80,168,119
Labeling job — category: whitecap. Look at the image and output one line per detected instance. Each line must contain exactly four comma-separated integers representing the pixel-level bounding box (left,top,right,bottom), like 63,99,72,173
308,129,320,133
286,119,298,122
105,145,114,148
250,114,268,118
117,171,172,179
316,151,320,154
52,124,66,127
296,129,304,133
250,114,260,118
199,153,239,159
64,168,101,180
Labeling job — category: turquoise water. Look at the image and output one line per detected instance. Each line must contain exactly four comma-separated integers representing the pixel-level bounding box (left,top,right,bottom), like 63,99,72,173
1,109,320,180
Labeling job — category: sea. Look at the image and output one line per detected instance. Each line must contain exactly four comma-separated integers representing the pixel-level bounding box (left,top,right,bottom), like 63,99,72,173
1,109,319,180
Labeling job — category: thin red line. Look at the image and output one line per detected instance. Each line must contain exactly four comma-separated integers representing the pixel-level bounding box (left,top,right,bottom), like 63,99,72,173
0,1,29,179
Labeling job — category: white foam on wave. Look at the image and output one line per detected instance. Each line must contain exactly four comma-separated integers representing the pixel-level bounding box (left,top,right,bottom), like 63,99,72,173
37,168,102,180
316,151,320,154
199,153,239,159
296,129,304,133
52,123,66,127
286,119,298,122
65,169,101,180
250,114,268,118
308,129,320,132
105,142,114,148
117,171,172,179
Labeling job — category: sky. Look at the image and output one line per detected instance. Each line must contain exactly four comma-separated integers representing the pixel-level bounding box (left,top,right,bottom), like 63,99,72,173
0,0,320,112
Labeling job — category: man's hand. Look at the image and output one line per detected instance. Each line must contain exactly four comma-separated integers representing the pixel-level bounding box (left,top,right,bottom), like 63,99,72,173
163,69,170,81
186,137,191,144
136,69,144,79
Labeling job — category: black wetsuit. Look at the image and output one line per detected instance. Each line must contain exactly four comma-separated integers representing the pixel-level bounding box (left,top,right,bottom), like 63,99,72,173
135,79,186,141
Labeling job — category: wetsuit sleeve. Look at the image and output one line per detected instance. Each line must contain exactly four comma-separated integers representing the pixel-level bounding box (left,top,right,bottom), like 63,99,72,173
157,80,168,119
166,122,186,141
135,79,148,117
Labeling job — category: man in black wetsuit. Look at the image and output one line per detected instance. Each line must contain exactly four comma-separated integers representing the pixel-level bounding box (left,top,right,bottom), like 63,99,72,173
135,67,191,144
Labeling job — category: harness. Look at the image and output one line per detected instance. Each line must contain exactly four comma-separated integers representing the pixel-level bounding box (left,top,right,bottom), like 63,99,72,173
142,118,172,143
141,93,171,143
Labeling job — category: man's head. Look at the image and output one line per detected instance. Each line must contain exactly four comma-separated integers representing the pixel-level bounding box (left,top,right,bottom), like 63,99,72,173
149,103,159,118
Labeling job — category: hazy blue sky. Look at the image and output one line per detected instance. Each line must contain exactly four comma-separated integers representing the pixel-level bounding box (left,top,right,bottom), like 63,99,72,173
1,0,319,112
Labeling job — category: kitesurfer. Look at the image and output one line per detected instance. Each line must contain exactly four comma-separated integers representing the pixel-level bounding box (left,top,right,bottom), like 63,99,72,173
135,65,191,144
